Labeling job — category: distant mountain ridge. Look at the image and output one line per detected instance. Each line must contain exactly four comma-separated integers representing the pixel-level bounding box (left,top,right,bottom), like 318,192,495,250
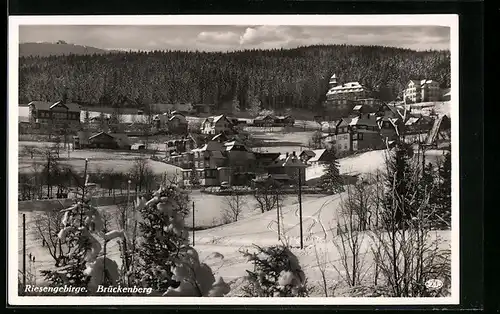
19,42,120,57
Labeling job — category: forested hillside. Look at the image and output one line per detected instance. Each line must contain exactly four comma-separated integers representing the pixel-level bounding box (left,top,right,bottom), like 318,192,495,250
19,44,450,112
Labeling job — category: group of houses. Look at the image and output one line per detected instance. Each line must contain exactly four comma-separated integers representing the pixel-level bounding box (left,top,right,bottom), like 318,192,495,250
324,74,450,111
252,114,295,127
319,102,450,153
164,130,317,188
319,73,451,153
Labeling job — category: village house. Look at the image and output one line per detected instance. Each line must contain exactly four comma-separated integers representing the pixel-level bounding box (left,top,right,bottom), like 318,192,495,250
404,79,442,104
253,115,275,127
200,114,234,135
164,137,195,157
167,112,188,134
254,152,281,174
266,152,307,185
28,101,81,129
180,140,226,186
404,115,435,135
378,116,403,143
73,131,131,150
299,149,336,166
223,140,257,185
335,115,383,153
274,115,295,126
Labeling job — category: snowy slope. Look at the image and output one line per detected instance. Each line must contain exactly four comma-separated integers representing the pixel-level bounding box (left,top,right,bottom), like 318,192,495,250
306,149,389,181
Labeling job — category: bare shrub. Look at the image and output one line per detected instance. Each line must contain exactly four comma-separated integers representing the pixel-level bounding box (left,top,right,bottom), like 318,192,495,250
33,208,66,267
222,192,246,223
330,183,371,288
368,150,452,297
312,238,331,297
253,179,283,213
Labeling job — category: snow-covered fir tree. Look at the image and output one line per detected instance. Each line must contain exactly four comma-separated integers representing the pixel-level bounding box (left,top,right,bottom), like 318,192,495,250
240,245,308,297
131,185,230,297
320,147,343,194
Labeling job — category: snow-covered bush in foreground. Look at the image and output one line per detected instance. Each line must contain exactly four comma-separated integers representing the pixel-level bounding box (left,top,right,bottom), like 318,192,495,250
131,185,230,297
240,245,309,297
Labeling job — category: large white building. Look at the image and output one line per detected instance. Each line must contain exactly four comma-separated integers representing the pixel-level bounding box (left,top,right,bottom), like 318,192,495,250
325,74,372,107
404,79,442,104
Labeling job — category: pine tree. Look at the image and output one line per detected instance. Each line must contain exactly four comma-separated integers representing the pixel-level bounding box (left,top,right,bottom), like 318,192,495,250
383,142,418,228
435,151,451,229
320,148,343,194
417,162,438,228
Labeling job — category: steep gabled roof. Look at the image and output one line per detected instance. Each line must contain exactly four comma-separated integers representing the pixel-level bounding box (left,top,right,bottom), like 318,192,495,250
29,101,81,112
254,115,274,121
268,154,307,168
88,132,115,141
308,149,327,163
299,150,316,158
213,115,226,123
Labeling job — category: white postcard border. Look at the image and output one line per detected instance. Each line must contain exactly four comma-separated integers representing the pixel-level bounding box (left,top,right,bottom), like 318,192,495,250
8,14,460,306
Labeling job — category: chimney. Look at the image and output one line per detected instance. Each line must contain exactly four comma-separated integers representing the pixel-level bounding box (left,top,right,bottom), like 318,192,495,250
292,151,296,157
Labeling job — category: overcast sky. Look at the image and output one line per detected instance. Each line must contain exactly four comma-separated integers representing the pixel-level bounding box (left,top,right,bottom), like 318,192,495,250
19,25,450,52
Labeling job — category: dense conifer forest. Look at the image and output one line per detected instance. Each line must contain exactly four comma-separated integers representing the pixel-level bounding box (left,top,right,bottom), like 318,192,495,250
19,44,450,112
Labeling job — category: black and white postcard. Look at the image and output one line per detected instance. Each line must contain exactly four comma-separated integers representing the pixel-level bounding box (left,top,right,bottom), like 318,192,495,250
8,14,459,306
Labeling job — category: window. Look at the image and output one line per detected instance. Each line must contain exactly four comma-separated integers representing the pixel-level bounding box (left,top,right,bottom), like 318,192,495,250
358,133,364,140
344,144,348,150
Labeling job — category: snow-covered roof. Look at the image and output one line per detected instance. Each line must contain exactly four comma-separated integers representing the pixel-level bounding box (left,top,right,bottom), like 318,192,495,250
326,81,366,95
213,115,225,123
405,117,420,126
353,105,363,111
254,115,274,120
421,79,438,86
88,132,114,140
269,154,307,168
308,149,327,163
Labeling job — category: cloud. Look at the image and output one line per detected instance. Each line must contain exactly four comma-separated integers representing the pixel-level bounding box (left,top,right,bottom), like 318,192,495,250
19,25,450,52
197,31,239,45
239,25,310,46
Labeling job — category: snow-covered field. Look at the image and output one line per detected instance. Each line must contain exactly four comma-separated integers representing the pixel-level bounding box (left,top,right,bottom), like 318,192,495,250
17,189,451,296
18,141,181,175
306,149,448,182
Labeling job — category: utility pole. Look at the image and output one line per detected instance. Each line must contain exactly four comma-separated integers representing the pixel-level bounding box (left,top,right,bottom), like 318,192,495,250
22,214,26,289
298,168,303,249
80,158,89,227
192,201,195,246
46,152,50,199
276,191,281,241
126,180,131,230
